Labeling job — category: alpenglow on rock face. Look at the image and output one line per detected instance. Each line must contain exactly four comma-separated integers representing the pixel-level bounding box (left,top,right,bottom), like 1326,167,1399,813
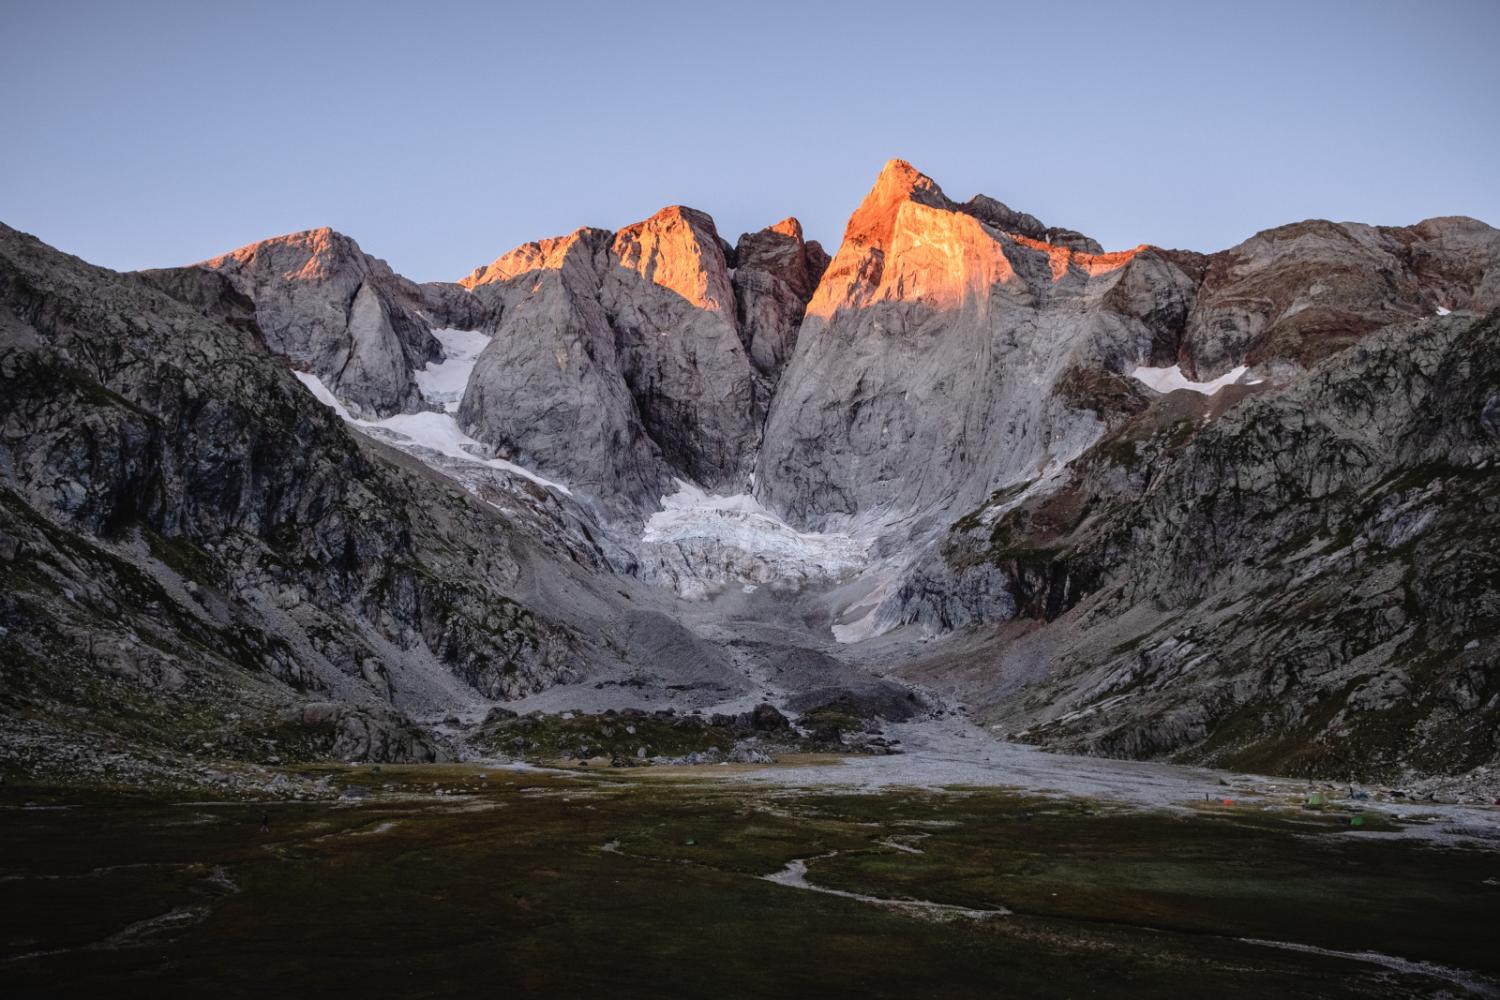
457,207,798,515
755,159,1500,532
755,159,1185,527
3,157,1498,789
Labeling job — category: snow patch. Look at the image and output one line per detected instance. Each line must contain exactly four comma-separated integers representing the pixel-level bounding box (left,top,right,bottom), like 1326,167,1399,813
414,328,491,412
292,370,352,419
1130,363,1254,396
291,370,571,495
644,482,869,573
1436,306,1452,316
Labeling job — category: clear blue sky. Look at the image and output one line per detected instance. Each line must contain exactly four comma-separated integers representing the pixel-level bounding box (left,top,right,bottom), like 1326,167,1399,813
3,0,1496,282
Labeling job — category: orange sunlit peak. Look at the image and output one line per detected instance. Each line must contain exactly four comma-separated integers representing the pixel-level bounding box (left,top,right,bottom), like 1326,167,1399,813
1003,232,1148,280
459,227,605,288
768,217,804,240
197,226,365,284
611,208,731,312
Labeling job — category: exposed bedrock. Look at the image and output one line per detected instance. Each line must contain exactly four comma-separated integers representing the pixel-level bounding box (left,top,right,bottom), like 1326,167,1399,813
731,216,829,395
176,227,491,418
757,161,1500,538
756,159,1187,529
459,208,820,516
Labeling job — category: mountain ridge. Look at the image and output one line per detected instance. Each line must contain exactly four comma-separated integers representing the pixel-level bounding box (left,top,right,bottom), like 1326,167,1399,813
2,159,1497,788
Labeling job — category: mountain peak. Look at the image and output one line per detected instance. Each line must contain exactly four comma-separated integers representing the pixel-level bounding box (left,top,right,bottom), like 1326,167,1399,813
607,205,732,313
218,226,360,257
640,204,712,228
200,226,368,283
767,217,804,240
841,160,953,259
871,159,943,200
459,227,608,289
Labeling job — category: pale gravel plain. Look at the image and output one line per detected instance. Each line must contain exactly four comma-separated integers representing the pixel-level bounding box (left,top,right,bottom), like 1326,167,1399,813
725,716,1500,845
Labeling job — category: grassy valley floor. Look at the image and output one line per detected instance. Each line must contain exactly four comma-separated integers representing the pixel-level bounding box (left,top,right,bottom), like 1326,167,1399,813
3,757,1500,998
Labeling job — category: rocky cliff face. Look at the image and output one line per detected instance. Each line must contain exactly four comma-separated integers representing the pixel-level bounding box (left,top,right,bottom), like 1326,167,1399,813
458,207,811,516
457,227,672,513
731,218,829,393
1181,217,1500,377
757,160,1500,535
740,160,1498,778
3,158,1497,785
0,222,635,767
602,207,759,489
912,309,1500,778
190,228,486,418
756,159,1186,528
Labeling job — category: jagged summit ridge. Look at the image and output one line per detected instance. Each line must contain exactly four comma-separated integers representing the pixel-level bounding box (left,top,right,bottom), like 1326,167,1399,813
458,227,609,289
1,156,1499,789
757,159,1500,530
168,161,1500,537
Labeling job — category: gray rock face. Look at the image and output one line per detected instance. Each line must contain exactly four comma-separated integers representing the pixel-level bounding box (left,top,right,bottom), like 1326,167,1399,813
0,221,619,764
959,193,1103,254
758,160,1500,537
190,228,474,418
731,217,829,389
871,542,1014,634
602,207,759,488
459,207,764,514
1181,216,1500,376
457,228,671,515
925,310,1500,777
757,159,1193,529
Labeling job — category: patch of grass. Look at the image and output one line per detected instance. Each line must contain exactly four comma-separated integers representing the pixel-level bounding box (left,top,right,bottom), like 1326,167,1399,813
143,527,219,585
472,711,741,762
1,773,1491,998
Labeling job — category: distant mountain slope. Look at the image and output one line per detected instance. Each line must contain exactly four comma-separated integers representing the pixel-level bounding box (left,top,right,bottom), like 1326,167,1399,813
900,309,1500,777
3,156,1497,785
189,228,483,417
0,222,623,769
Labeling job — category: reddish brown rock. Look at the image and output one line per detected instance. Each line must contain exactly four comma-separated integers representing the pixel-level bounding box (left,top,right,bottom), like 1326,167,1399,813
732,216,829,387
